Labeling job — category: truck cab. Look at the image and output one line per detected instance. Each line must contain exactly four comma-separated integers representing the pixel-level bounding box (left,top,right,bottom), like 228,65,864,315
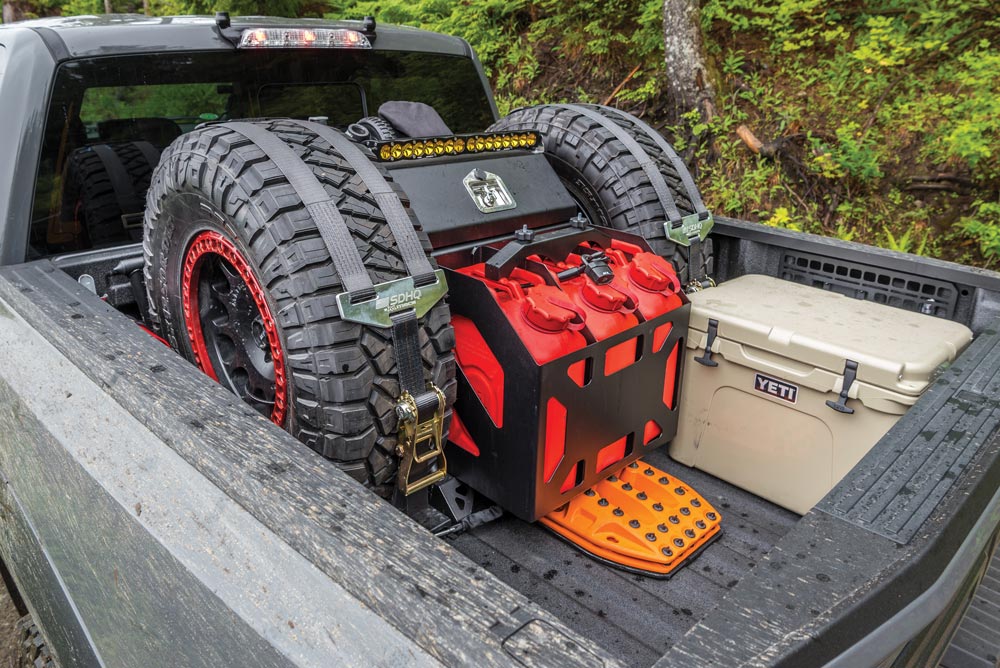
1,15,999,668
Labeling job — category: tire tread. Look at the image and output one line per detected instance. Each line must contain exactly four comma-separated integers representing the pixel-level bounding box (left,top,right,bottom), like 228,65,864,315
145,119,454,493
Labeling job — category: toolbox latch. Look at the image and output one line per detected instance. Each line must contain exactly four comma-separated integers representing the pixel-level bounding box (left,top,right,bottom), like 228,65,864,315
694,319,720,367
826,360,858,414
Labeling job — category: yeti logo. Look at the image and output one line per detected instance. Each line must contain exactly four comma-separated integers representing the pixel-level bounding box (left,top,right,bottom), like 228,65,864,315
463,168,516,213
754,373,799,403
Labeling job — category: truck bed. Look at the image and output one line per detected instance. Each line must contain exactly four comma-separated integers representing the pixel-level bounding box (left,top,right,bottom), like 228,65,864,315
453,455,798,667
7,217,1000,667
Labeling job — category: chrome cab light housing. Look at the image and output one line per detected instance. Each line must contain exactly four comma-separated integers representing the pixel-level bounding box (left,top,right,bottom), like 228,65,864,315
238,28,372,49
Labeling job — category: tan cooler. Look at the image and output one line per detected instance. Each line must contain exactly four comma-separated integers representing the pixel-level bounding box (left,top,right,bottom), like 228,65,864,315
670,274,973,514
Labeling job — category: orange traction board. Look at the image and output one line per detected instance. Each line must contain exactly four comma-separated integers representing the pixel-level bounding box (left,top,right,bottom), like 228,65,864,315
539,460,722,577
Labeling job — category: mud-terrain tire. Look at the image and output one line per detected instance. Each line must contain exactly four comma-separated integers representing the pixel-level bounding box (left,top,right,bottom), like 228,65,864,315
16,615,54,668
144,119,455,495
489,104,712,280
61,142,160,248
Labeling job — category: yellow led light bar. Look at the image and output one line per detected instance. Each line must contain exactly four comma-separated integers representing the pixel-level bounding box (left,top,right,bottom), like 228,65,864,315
374,132,540,162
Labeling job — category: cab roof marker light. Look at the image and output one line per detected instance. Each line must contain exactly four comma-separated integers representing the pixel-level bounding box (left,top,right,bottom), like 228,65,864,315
238,28,372,49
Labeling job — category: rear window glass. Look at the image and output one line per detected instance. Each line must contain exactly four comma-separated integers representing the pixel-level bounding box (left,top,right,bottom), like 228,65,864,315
30,49,495,257
255,82,366,122
80,83,229,138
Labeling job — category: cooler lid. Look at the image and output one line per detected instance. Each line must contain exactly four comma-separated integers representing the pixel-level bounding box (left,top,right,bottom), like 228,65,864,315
688,275,973,396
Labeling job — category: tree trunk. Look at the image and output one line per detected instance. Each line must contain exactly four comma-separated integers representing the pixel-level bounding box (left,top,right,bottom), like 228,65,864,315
662,0,717,126
142,0,149,14
104,0,113,13
2,1,21,24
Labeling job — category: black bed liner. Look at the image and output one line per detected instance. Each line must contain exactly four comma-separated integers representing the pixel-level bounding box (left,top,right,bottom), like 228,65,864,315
452,456,799,668
7,217,1000,666
0,261,621,668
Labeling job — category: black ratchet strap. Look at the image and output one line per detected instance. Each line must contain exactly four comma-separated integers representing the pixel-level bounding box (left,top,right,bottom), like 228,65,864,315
289,119,437,288
392,308,446,498
222,122,376,299
565,104,713,286
223,123,445,495
91,144,145,221
291,120,442,401
133,141,162,174
598,106,709,213
599,106,713,287
564,104,685,226
391,310,427,398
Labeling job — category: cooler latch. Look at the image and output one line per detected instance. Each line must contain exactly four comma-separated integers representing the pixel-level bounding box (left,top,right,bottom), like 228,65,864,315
694,319,720,367
826,359,858,414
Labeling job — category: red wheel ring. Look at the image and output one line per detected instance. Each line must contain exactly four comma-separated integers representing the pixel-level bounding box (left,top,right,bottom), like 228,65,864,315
181,230,288,427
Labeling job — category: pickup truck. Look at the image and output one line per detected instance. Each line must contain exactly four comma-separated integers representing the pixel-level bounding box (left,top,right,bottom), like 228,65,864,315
1,13,999,668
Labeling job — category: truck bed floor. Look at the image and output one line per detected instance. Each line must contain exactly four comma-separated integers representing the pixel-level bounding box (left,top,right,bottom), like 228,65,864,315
450,450,800,668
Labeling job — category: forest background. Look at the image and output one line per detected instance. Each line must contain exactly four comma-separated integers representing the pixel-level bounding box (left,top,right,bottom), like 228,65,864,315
3,0,999,267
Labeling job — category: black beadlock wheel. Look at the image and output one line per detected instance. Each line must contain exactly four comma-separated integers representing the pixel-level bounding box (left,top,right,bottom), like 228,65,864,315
489,104,713,279
144,119,456,496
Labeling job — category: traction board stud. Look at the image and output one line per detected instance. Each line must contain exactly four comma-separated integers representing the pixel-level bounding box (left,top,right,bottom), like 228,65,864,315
540,460,722,577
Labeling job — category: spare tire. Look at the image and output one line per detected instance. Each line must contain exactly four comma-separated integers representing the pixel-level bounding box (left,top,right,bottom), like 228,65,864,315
489,104,713,282
144,119,455,495
61,141,161,248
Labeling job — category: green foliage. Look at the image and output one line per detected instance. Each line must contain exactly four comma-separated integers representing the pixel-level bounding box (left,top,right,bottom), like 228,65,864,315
22,0,1000,268
60,0,101,15
823,122,884,182
327,0,665,112
883,225,930,256
959,200,1000,265
934,42,1000,178
701,0,836,54
80,84,226,123
699,0,1000,265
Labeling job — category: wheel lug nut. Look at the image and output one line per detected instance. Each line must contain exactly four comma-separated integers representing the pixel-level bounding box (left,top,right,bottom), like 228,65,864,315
251,318,268,350
628,519,640,528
